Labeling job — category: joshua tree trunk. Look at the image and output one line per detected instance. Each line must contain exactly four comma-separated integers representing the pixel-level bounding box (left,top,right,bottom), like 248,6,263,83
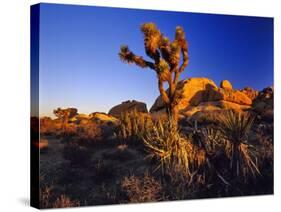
158,76,179,122
61,118,67,135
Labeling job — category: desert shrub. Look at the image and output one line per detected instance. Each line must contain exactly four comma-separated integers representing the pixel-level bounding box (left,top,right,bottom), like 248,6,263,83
40,116,78,137
40,185,80,208
142,118,206,179
40,185,53,208
254,125,273,175
217,110,260,181
53,195,80,208
40,117,61,135
40,117,52,134
88,182,119,205
61,122,103,145
76,121,102,141
121,172,163,203
257,132,273,163
63,123,78,137
117,110,153,144
62,141,92,166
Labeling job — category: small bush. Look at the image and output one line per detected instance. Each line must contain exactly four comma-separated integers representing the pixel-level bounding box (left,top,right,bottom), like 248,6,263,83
40,185,80,209
76,121,102,141
40,117,61,135
121,172,162,203
40,185,53,208
53,195,80,208
117,110,153,144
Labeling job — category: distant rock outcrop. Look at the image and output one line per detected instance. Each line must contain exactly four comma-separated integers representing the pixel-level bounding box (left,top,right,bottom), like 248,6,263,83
109,100,148,117
220,80,232,90
253,86,273,122
150,77,252,114
240,87,259,100
89,112,119,124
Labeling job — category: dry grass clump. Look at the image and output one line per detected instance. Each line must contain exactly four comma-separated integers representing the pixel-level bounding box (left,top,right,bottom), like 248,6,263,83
76,121,102,141
118,110,153,143
53,195,80,208
40,185,53,208
217,110,260,180
40,185,79,208
63,123,78,136
255,126,273,169
61,121,103,145
40,117,61,135
142,118,206,178
121,172,163,203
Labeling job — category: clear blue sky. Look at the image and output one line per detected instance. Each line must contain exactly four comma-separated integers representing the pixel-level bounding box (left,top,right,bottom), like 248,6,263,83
36,3,273,117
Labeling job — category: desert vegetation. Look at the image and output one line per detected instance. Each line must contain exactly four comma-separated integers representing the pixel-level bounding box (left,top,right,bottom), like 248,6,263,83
33,23,273,208
119,23,189,120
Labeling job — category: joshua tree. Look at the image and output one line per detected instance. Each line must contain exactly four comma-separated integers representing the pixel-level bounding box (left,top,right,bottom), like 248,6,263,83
119,23,189,121
53,107,78,134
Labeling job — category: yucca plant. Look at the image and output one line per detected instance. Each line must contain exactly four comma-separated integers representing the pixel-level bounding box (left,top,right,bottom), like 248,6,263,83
142,118,206,178
201,126,230,157
217,110,260,181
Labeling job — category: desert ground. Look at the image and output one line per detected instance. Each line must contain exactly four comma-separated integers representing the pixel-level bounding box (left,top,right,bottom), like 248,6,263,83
32,78,273,208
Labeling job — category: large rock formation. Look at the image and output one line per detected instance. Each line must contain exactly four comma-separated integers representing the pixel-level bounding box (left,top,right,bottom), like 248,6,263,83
150,78,252,113
182,100,251,117
253,86,273,121
109,100,148,117
150,78,218,112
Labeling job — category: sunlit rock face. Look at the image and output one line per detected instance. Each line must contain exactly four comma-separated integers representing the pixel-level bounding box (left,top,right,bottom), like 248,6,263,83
150,77,252,114
150,78,218,112
220,80,232,90
108,100,148,117
240,87,259,101
89,112,119,124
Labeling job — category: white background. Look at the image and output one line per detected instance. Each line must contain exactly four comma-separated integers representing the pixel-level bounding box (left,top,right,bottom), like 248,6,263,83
0,0,280,211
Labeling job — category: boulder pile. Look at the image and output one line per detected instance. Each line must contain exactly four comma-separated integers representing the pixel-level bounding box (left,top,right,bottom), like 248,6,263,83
150,78,253,120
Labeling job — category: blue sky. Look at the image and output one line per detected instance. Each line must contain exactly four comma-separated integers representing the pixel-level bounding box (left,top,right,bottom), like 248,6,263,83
36,3,273,117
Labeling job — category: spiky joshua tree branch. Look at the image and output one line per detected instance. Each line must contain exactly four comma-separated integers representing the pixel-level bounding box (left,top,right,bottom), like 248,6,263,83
119,23,189,120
